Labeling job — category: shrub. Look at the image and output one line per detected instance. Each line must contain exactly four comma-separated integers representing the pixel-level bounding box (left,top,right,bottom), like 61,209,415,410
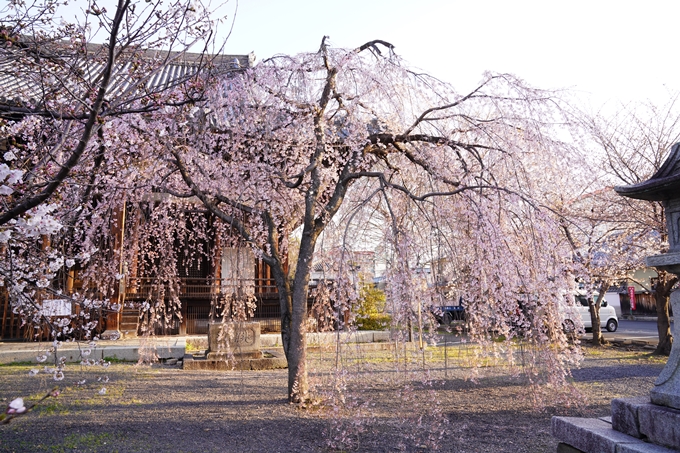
356,313,391,331
355,282,390,330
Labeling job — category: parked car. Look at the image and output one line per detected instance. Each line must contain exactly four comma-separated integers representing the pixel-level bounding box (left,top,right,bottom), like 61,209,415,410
431,305,466,325
562,293,618,333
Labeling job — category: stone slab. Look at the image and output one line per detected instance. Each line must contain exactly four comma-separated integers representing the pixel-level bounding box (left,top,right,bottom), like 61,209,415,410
208,321,260,354
551,417,647,453
651,387,680,411
612,396,651,438
373,331,391,342
0,340,185,364
618,442,680,453
183,350,287,371
638,401,680,450
646,253,680,273
260,334,281,347
190,330,392,347
207,350,262,360
649,290,680,411
305,330,391,346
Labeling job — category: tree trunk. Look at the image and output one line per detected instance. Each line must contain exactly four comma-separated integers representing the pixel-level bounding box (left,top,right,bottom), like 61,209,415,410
273,224,317,402
654,272,676,356
589,300,603,345
286,276,309,403
271,263,305,403
274,270,292,362
589,282,608,346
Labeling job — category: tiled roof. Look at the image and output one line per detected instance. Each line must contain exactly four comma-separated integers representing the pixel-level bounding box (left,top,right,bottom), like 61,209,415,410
615,142,680,201
0,40,254,109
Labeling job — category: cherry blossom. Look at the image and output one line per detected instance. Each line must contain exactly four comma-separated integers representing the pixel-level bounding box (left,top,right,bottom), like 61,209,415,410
0,0,230,355
0,1,641,406
146,37,585,400
6,398,26,415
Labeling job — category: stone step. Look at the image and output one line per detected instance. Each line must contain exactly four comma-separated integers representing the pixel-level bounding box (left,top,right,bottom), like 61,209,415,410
552,416,677,453
182,350,287,371
612,397,680,451
120,309,139,336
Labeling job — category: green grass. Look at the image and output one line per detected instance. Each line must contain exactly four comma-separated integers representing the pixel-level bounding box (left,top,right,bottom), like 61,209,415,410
36,399,70,416
102,356,133,363
185,341,205,352
582,346,667,363
612,351,667,364
47,432,119,453
0,360,35,366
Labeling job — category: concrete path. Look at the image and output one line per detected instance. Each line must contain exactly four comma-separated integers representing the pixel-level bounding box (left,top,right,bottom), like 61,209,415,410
0,330,392,365
0,322,663,366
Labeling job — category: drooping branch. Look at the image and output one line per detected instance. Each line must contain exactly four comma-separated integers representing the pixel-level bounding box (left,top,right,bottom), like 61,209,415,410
403,78,494,136
170,148,249,236
365,132,490,176
366,132,497,152
337,169,532,203
169,146,278,268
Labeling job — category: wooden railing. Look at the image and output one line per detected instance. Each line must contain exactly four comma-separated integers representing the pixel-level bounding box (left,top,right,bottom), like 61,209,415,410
124,277,278,300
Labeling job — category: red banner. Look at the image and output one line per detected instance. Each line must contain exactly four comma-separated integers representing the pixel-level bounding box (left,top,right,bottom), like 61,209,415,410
628,286,636,311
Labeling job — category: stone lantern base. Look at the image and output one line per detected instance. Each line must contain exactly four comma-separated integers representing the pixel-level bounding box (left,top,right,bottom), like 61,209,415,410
553,396,680,452
183,321,288,371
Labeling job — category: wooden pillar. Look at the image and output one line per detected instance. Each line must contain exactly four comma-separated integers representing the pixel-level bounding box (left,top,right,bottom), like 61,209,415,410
0,284,7,339
103,203,126,337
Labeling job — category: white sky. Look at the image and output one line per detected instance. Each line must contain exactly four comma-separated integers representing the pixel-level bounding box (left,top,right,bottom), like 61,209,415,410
51,0,680,110
219,0,680,110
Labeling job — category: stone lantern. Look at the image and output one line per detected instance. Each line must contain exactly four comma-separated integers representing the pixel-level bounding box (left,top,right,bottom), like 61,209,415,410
552,143,680,452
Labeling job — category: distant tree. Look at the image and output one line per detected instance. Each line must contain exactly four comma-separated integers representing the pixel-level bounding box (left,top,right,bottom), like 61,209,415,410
584,95,680,354
558,187,657,345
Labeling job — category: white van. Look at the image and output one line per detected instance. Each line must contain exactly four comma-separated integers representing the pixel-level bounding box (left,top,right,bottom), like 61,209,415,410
563,293,618,333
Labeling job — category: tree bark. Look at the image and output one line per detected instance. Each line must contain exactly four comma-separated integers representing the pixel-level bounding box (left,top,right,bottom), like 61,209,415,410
589,282,608,346
287,276,309,403
270,216,318,402
654,271,677,356
271,264,292,358
283,219,319,402
589,300,603,345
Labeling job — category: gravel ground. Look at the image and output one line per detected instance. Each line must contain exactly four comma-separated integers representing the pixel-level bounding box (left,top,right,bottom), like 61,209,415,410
0,342,667,453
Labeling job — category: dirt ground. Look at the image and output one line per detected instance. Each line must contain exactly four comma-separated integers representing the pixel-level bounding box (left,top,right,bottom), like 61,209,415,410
0,342,666,453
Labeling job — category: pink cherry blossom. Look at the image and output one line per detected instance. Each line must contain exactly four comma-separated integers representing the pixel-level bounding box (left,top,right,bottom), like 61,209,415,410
6,398,26,415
